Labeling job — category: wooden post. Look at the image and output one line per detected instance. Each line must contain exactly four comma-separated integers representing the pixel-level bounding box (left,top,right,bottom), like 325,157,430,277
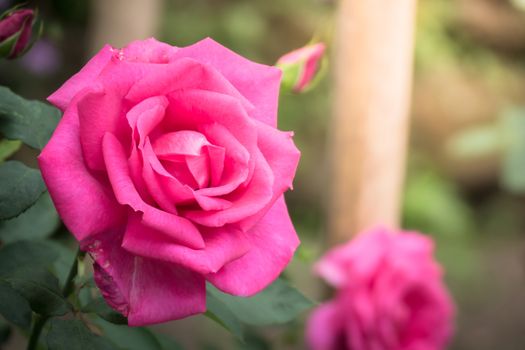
89,0,163,53
327,0,417,243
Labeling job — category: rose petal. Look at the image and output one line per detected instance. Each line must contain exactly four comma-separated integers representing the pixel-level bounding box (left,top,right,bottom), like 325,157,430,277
122,214,250,274
47,45,113,110
38,92,125,242
127,146,154,203
102,132,204,249
121,38,179,63
141,139,195,203
126,95,169,147
77,85,130,170
166,90,258,198
0,9,33,41
296,43,325,92
194,192,232,211
141,150,178,214
306,301,345,350
238,120,300,231
185,155,210,189
153,130,214,189
84,231,206,326
145,137,232,211
174,38,282,127
10,13,33,59
125,58,252,112
195,123,250,197
183,148,274,227
166,90,257,155
206,144,225,187
153,130,210,158
314,228,392,288
206,196,299,295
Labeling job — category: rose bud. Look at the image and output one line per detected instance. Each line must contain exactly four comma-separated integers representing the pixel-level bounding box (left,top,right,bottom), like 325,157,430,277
39,38,301,326
306,228,455,350
0,7,36,59
276,42,325,93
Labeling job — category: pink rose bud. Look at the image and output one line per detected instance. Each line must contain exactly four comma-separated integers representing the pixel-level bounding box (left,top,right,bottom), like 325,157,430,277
276,42,325,93
0,7,35,59
306,228,455,350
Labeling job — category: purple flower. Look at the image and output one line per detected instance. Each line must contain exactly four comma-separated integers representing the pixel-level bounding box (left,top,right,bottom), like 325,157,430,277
20,39,60,75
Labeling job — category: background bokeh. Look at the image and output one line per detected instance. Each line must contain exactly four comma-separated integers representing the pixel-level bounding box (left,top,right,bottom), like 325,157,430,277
2,0,525,349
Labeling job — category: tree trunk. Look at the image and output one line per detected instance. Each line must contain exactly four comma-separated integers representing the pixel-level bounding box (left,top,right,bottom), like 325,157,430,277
89,0,163,54
328,0,417,244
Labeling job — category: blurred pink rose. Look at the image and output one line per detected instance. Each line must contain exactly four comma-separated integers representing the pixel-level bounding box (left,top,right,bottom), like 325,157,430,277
276,42,325,93
39,38,300,326
307,228,454,350
0,8,35,59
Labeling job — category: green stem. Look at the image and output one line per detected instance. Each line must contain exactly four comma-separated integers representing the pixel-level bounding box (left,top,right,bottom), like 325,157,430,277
62,248,85,297
26,247,85,350
26,315,46,350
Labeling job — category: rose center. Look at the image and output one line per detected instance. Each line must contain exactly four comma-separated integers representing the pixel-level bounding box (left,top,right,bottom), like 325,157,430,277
152,130,225,189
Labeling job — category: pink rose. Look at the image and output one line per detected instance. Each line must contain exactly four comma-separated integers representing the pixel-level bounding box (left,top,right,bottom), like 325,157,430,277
38,38,300,326
306,228,454,350
276,42,325,93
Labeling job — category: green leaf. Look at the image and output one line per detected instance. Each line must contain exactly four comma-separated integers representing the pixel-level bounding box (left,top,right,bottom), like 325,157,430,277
500,108,525,194
0,280,32,329
0,239,76,292
278,63,301,94
3,267,70,316
82,298,127,325
0,192,60,243
0,86,60,150
0,161,46,220
403,169,475,237
0,31,19,58
0,139,21,162
0,318,11,345
156,333,184,350
205,293,243,340
93,318,165,350
46,319,115,350
0,240,59,277
205,279,313,339
446,123,503,160
0,241,59,277
45,241,76,289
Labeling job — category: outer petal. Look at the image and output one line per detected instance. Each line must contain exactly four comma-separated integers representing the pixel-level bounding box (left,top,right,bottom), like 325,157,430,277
125,58,252,112
38,92,125,242
206,195,299,296
122,214,250,274
306,302,345,350
47,45,114,110
238,120,300,231
84,231,206,326
77,85,130,170
174,38,282,127
314,228,392,288
120,38,179,63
